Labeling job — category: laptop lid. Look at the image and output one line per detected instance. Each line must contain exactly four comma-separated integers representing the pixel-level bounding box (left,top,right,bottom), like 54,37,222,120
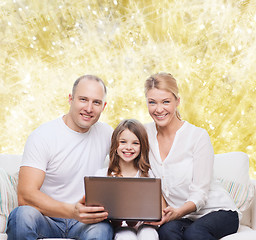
84,176,162,221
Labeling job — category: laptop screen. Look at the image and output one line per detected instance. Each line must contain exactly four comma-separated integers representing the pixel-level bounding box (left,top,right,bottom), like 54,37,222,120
84,176,162,221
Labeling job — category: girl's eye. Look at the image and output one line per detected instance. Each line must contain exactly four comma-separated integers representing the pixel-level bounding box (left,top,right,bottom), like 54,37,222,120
119,140,126,144
133,142,140,145
163,100,170,104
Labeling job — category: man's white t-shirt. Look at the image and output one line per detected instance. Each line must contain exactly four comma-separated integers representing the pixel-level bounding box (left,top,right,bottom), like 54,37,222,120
21,116,113,204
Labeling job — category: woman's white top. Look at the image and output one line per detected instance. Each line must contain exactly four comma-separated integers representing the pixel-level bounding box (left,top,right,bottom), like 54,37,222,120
145,121,239,220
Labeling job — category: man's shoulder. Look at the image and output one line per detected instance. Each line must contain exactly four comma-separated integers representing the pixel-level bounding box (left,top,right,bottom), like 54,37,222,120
95,167,108,176
29,117,62,138
92,121,113,134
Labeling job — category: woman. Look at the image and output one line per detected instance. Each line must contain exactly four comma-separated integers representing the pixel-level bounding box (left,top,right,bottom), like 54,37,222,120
144,72,239,240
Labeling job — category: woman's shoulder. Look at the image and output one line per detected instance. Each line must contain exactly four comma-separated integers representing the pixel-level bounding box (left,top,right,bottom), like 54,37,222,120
182,121,209,136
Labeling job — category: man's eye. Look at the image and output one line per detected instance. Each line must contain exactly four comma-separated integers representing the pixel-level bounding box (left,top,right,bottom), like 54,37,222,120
94,101,101,106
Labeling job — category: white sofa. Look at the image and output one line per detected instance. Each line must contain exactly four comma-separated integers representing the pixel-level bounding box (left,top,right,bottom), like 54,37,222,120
0,152,256,240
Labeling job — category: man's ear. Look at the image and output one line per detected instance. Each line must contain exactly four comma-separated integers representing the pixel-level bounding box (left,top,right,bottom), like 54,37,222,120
68,94,73,105
102,101,107,111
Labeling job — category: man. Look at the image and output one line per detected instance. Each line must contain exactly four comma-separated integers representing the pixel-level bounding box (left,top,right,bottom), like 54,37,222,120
7,75,114,240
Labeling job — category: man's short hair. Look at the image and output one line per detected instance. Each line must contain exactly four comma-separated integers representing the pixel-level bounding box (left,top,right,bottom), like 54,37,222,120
72,75,107,97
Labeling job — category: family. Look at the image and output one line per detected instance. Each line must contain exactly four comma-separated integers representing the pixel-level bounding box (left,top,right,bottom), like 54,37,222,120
7,73,240,240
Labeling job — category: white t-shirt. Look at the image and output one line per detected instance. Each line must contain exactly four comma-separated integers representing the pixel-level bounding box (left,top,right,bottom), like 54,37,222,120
145,121,239,220
21,116,113,204
95,168,155,178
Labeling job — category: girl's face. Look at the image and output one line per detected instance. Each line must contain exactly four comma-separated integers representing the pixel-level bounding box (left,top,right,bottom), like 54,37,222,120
117,129,141,163
146,88,180,128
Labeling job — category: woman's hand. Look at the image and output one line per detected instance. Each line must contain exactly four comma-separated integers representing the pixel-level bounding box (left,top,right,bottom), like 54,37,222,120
147,201,197,226
146,206,181,226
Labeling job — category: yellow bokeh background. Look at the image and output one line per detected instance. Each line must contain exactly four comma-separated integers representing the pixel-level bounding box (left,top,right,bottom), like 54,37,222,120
1,0,256,178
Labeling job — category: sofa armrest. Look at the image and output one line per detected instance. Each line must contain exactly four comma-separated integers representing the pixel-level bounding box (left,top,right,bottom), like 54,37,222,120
251,180,256,230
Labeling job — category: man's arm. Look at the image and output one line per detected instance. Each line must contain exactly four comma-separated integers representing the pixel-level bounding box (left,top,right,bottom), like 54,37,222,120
18,166,108,224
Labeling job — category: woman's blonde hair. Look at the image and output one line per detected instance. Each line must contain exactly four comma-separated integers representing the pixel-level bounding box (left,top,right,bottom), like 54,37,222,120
108,119,151,177
144,72,181,120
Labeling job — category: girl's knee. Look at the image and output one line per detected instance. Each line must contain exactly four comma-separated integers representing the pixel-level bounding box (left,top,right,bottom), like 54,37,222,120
114,227,137,240
138,226,159,240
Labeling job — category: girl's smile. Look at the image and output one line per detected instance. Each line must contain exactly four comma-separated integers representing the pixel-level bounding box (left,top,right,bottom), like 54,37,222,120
117,129,141,163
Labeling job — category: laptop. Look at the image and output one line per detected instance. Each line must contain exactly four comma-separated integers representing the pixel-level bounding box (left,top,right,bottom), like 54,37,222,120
84,176,162,221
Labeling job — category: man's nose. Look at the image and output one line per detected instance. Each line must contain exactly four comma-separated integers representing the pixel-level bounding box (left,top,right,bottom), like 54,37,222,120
85,101,93,112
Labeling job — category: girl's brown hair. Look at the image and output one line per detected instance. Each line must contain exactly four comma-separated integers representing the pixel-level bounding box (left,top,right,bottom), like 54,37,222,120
108,119,151,177
144,72,181,120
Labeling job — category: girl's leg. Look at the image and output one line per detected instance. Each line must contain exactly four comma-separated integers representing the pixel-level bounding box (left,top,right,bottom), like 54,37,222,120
114,227,138,240
183,210,239,240
137,224,159,240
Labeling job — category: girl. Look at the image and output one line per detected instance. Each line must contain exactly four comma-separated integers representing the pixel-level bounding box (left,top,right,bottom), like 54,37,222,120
96,119,159,240
144,72,239,240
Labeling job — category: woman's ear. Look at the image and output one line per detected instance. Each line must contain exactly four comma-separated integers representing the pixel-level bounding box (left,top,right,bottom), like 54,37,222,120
176,97,180,107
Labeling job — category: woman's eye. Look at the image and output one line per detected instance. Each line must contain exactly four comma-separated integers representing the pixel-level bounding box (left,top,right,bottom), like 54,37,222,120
163,100,170,104
148,101,155,105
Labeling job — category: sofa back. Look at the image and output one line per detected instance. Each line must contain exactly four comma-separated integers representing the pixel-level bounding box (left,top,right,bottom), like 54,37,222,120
0,154,21,175
213,152,250,184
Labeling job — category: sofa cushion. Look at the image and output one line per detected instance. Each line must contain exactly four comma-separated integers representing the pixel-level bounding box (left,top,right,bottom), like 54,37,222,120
0,168,18,233
214,152,255,227
217,178,255,212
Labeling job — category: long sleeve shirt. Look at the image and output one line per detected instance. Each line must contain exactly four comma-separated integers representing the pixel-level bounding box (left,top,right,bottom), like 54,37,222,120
145,121,239,220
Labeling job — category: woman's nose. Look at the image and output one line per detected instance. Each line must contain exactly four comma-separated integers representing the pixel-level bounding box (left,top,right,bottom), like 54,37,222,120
155,103,163,113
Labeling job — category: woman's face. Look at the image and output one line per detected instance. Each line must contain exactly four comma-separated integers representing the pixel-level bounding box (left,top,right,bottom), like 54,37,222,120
146,88,180,128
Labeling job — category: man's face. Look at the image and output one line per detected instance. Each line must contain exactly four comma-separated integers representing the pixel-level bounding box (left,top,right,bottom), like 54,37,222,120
67,79,106,133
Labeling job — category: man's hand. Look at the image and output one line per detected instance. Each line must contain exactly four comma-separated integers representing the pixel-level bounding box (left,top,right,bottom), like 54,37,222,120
73,196,109,224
